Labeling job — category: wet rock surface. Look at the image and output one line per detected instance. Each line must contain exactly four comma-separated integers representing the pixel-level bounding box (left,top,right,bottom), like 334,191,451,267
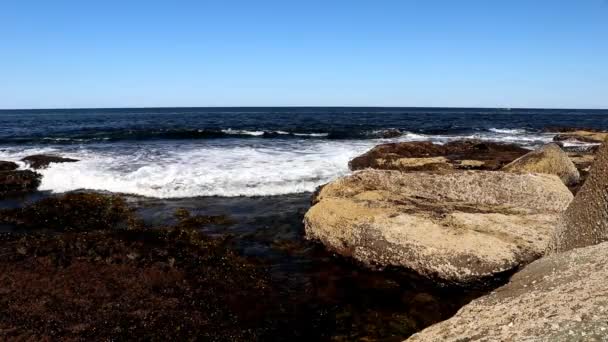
502,143,580,186
0,161,18,171
408,241,608,342
0,192,482,341
348,140,528,172
553,130,608,144
305,170,572,286
21,154,79,169
0,170,42,196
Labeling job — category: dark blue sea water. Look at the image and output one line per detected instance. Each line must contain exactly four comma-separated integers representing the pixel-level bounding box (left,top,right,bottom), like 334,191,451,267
1,107,606,197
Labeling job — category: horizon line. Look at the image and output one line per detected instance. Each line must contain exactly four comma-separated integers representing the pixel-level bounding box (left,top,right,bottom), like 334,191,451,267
1,105,608,111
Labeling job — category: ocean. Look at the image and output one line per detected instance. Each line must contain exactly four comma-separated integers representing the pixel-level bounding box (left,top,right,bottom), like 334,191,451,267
1,107,607,198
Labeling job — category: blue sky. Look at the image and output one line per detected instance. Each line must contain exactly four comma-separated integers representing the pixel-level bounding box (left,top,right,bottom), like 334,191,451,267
1,0,607,109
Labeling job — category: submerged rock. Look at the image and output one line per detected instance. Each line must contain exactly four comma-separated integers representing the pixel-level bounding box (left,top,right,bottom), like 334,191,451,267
553,130,608,144
0,161,18,171
305,170,572,285
408,241,608,341
502,143,580,186
21,154,79,169
348,140,528,172
0,192,139,232
0,170,42,195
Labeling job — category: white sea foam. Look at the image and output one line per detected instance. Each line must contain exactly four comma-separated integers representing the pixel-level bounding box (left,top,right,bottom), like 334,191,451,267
488,128,527,134
221,129,265,136
0,140,375,198
0,130,565,198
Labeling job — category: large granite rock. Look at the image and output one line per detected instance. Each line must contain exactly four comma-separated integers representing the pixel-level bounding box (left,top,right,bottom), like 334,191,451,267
348,140,528,172
553,130,608,144
304,170,573,285
548,137,608,253
407,241,608,341
502,143,580,186
21,154,78,169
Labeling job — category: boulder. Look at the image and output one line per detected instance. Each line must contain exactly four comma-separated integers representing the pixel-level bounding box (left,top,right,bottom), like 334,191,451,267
553,130,608,144
407,241,608,341
0,161,18,171
305,170,573,285
502,143,580,186
21,154,79,169
348,140,528,172
548,137,608,253
0,170,42,195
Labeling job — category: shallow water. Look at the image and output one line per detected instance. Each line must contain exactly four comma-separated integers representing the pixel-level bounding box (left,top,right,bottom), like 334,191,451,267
125,192,487,340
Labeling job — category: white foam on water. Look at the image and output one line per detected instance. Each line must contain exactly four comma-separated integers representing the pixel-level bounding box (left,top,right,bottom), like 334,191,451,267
488,128,527,134
0,129,566,198
0,140,376,198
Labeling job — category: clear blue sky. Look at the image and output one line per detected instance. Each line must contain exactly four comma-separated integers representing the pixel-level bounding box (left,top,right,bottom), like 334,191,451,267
1,0,607,109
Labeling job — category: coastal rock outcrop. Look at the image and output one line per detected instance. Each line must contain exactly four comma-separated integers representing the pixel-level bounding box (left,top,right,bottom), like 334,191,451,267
407,241,608,341
305,170,573,285
548,137,608,253
21,154,79,169
0,161,18,171
553,130,608,144
348,140,528,172
502,143,580,186
0,170,42,195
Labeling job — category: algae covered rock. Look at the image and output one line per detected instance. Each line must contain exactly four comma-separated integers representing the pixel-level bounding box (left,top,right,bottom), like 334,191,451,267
502,143,580,186
305,170,573,285
0,170,42,196
348,140,528,172
553,130,608,144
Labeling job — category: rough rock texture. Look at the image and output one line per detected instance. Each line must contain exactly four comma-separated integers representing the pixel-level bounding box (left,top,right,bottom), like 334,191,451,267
0,161,18,171
348,140,529,172
305,170,573,285
553,130,608,144
0,170,42,195
548,138,608,253
21,154,79,169
502,143,580,186
407,241,608,342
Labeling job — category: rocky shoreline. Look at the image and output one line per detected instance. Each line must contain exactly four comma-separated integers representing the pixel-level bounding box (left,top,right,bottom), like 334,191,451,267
0,130,606,340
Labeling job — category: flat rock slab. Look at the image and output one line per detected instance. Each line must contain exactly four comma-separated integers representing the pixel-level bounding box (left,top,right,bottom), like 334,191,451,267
553,130,608,144
408,241,608,341
305,170,573,285
348,140,529,172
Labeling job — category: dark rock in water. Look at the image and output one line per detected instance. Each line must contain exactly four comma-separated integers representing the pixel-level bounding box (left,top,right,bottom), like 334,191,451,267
21,154,79,169
552,130,608,144
549,139,608,253
0,170,41,195
0,161,18,171
0,192,139,232
0,226,274,340
348,140,528,172
379,128,402,138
